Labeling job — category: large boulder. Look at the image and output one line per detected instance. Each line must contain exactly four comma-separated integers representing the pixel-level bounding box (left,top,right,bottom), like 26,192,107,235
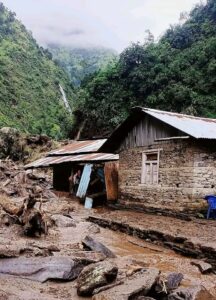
77,261,118,296
0,256,87,282
92,268,160,300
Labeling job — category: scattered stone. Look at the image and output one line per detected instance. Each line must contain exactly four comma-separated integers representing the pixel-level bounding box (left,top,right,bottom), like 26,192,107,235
77,261,118,296
191,261,213,274
126,265,144,277
51,214,76,227
155,272,184,294
168,285,215,300
93,280,123,295
71,251,106,263
82,235,116,258
88,224,101,234
0,245,20,258
0,256,87,283
92,268,160,300
27,172,46,181
1,213,19,226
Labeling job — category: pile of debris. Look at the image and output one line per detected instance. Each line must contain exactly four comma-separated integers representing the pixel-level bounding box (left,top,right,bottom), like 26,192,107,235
0,234,214,299
0,159,57,236
0,159,54,200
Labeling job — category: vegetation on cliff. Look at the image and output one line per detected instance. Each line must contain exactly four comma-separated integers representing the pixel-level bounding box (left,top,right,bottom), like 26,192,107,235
74,0,216,138
49,45,118,87
0,3,74,139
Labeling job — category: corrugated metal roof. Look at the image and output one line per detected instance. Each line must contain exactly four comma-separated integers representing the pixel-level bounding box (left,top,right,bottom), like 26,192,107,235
25,153,119,169
142,107,216,139
48,139,107,156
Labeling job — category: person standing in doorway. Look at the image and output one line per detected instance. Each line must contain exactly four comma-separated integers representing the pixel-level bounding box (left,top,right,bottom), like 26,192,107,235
73,169,81,194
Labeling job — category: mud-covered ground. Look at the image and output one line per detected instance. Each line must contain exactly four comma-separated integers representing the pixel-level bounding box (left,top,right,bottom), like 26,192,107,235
0,196,216,299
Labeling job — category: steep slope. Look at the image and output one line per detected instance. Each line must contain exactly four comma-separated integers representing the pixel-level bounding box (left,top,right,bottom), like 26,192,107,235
74,0,216,138
0,3,74,139
49,45,118,86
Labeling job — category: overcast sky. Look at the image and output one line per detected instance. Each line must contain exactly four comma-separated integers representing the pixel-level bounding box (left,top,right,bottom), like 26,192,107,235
2,0,202,52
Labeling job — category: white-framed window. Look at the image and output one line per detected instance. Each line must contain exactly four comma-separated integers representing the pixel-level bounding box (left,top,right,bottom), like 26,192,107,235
141,150,160,185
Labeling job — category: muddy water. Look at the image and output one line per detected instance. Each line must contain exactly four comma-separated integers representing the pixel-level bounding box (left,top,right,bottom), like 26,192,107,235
0,199,216,299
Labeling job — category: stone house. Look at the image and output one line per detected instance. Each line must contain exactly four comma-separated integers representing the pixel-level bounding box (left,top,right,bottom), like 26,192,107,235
101,107,216,216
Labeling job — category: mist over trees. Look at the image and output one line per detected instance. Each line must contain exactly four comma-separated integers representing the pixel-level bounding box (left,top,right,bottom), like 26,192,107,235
73,0,216,138
0,0,216,139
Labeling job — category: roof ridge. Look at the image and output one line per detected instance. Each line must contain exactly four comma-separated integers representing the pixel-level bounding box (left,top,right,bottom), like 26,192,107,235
133,106,216,122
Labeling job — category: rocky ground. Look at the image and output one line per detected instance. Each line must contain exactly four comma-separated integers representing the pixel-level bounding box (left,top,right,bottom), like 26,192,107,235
0,150,215,299
0,193,216,299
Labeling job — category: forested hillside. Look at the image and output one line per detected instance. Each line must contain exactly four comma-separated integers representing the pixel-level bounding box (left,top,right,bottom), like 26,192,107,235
0,3,74,139
74,0,216,138
49,45,117,86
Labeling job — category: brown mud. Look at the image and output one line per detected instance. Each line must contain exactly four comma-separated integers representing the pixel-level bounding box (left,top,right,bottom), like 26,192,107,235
0,197,216,299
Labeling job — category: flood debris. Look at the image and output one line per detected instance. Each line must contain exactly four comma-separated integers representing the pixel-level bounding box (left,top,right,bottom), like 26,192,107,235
191,260,213,274
0,194,47,236
92,268,160,300
0,159,54,201
167,285,215,300
51,214,76,227
77,261,118,296
0,256,86,283
82,235,116,258
155,272,184,294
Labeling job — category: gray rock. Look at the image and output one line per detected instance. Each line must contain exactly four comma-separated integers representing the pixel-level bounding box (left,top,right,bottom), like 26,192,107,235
82,235,116,258
88,224,101,234
51,214,76,227
191,260,213,274
155,272,183,294
92,268,160,300
0,256,86,282
168,285,215,300
77,261,118,296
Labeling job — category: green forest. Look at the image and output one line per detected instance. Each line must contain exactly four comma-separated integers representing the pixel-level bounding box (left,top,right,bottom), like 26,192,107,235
0,0,216,139
73,0,216,138
49,45,117,87
0,3,75,139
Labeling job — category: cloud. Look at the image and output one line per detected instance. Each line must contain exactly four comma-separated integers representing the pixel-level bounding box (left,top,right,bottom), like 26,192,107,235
2,0,203,51
44,26,84,36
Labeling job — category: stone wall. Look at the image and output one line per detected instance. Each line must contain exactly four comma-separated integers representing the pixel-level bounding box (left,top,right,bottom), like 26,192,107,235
118,139,216,214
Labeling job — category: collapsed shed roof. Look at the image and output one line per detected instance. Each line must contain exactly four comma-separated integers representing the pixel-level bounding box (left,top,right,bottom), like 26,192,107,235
25,153,119,169
48,139,107,156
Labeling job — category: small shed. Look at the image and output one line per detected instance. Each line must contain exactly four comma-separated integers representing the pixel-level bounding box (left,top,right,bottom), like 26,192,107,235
25,139,119,203
101,107,216,215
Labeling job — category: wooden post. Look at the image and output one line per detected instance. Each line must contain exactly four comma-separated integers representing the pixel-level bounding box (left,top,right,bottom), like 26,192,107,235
104,162,119,201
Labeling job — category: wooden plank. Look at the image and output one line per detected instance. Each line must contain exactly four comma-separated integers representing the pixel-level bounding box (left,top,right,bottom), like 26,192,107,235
104,162,119,201
76,164,93,198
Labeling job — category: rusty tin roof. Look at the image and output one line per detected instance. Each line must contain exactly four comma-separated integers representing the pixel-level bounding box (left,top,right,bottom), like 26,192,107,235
48,139,107,156
25,153,119,169
142,107,216,139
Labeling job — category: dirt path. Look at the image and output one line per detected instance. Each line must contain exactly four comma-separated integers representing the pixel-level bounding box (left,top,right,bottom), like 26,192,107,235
0,198,216,299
